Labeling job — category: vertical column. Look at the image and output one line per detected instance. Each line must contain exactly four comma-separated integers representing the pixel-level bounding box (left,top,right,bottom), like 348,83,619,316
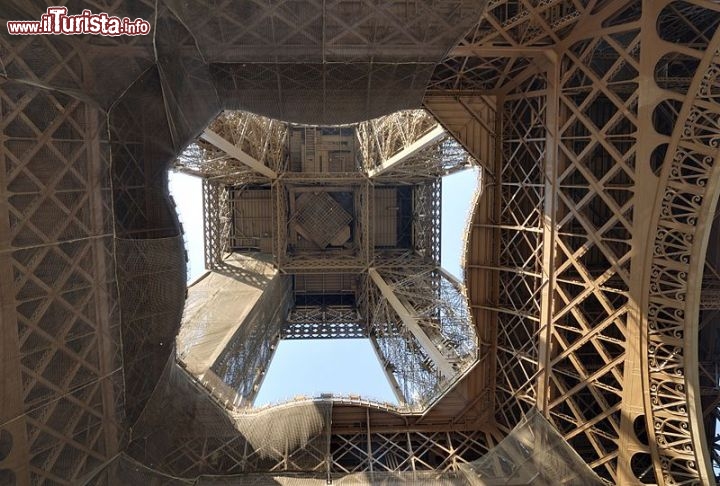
85,105,119,457
618,2,667,484
0,84,31,486
202,178,227,269
536,53,560,415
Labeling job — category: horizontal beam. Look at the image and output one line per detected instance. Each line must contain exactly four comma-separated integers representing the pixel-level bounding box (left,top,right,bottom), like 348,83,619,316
368,268,454,378
201,128,278,179
449,45,556,61
368,125,446,178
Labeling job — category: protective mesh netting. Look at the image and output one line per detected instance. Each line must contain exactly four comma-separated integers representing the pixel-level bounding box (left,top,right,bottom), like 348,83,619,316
0,1,485,126
177,254,293,407
123,356,333,478
86,408,602,485
0,1,612,484
116,237,187,422
459,409,605,485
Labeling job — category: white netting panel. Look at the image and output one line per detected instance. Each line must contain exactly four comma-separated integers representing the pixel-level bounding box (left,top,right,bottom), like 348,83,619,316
88,408,603,485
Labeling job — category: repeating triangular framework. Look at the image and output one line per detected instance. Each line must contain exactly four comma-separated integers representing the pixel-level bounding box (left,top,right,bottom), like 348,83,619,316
425,1,720,484
2,1,720,485
184,108,477,411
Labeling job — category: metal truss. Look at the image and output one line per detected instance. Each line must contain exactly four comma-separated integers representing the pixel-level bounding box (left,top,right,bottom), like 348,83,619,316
132,420,494,480
365,261,477,408
276,178,371,274
328,429,493,475
174,143,267,185
283,306,365,340
173,110,287,184
191,109,475,413
119,358,497,479
372,139,474,182
357,110,438,173
375,265,477,370
134,371,495,479
6,0,720,484
202,179,232,270
0,1,486,484
644,2,720,482
423,0,720,484
0,82,122,484
208,111,288,174
412,180,442,265
357,110,472,181
193,107,477,281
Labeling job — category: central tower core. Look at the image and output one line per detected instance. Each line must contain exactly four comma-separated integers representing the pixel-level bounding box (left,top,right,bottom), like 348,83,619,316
175,110,479,411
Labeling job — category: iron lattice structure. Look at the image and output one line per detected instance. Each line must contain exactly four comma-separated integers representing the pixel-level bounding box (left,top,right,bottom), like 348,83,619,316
184,108,476,411
1,1,720,485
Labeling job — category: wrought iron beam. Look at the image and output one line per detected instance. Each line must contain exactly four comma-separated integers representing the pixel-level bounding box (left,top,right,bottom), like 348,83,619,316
201,128,278,179
368,268,454,378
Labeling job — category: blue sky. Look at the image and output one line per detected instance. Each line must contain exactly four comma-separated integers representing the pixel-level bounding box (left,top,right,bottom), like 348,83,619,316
169,166,480,406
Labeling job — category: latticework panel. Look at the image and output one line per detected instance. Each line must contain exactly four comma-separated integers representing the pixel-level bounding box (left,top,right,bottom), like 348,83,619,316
123,361,496,479
356,110,438,171
330,429,492,475
95,430,493,484
542,10,640,480
428,0,589,92
491,72,547,435
292,192,353,249
166,0,484,64
284,306,365,340
203,179,231,270
0,82,122,484
412,181,441,264
425,1,720,484
643,2,720,483
438,2,636,481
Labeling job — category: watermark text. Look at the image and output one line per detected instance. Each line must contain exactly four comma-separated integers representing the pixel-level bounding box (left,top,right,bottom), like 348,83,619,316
7,7,151,36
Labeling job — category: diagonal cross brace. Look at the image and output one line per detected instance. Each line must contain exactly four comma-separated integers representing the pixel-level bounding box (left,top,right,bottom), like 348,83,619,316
201,128,278,179
368,125,446,178
368,268,454,378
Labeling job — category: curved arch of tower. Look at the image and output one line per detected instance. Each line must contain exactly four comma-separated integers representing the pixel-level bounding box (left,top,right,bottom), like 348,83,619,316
2,1,720,485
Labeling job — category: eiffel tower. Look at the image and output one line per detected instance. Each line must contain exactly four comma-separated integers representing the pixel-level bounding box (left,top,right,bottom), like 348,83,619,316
1,1,720,485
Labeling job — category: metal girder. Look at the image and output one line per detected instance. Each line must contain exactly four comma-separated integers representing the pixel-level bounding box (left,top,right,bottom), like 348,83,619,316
424,95,497,172
368,268,454,378
368,335,407,405
428,1,720,484
201,128,278,179
367,125,446,178
6,0,720,483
